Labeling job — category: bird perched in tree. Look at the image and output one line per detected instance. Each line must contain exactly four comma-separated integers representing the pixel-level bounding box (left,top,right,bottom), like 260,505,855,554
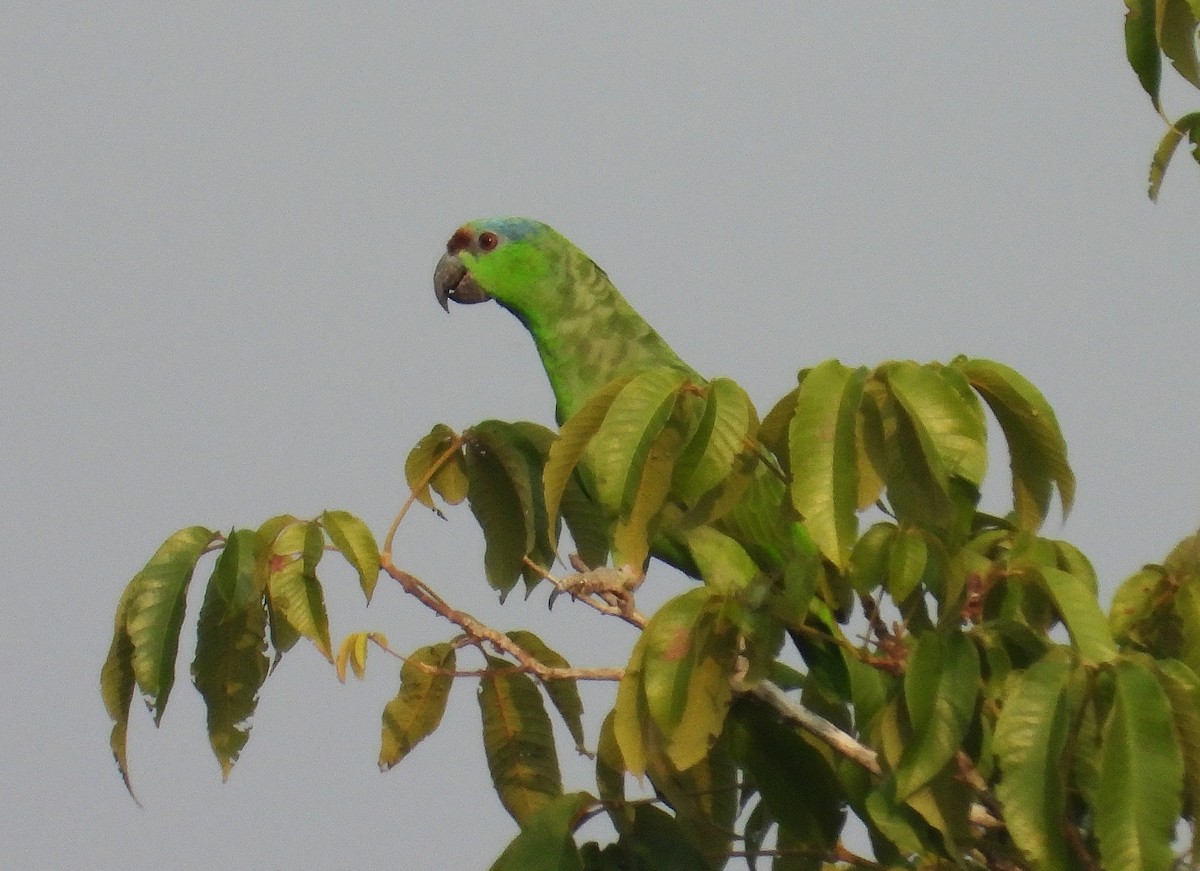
433,216,824,602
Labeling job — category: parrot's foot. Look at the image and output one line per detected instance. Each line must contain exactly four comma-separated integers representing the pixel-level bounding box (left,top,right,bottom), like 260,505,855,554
560,555,643,615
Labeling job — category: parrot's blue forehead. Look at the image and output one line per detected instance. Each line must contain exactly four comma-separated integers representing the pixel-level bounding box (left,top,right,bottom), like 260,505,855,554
471,216,548,243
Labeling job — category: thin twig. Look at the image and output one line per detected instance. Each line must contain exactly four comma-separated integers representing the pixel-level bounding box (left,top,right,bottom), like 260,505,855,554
379,553,622,681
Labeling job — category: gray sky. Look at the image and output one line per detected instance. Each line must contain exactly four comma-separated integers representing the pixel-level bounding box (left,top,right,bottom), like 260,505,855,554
4,5,1197,869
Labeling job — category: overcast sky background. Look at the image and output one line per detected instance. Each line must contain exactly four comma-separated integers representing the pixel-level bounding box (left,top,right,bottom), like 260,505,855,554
4,5,1198,869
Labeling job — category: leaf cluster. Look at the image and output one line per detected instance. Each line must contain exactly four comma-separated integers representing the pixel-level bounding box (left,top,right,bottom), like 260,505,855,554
102,357,1200,871
1125,0,1200,198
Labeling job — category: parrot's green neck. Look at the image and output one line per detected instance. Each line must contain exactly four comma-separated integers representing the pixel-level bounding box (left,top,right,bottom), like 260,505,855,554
499,242,693,423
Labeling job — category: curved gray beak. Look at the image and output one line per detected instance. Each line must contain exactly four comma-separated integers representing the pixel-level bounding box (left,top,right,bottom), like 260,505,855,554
434,253,491,312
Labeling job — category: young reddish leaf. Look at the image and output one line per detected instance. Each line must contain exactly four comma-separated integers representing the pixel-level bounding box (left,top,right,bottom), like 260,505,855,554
507,630,586,753
954,358,1074,530
321,510,379,601
379,643,455,771
994,651,1077,871
126,525,218,724
1095,657,1183,871
479,654,563,826
895,633,980,799
544,374,635,548
191,529,269,780
489,791,594,871
405,423,466,511
100,583,138,798
267,558,333,661
788,360,867,570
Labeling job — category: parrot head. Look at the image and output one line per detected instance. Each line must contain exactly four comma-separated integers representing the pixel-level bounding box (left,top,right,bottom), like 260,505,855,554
433,217,563,315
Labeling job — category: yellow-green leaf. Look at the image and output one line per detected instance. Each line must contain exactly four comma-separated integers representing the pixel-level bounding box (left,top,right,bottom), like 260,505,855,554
1094,656,1183,871
405,423,466,511
994,651,1077,871
191,529,269,780
379,643,455,771
544,374,635,548
127,525,218,724
789,360,867,570
955,357,1074,530
100,583,138,798
267,558,333,661
507,630,586,753
321,510,379,601
479,654,563,826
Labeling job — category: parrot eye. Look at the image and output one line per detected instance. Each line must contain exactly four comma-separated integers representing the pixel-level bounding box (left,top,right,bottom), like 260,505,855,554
478,231,499,252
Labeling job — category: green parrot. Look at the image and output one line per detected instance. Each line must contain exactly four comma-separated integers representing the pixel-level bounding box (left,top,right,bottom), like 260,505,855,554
433,216,817,593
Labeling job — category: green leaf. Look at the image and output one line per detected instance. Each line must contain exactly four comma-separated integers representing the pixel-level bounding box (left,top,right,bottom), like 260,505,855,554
379,643,455,771
1094,656,1183,871
613,628,651,777
869,375,954,534
507,630,587,752
1126,0,1163,110
100,583,138,798
993,651,1076,871
405,423,466,511
612,390,689,571
1030,565,1118,663
127,525,218,724
490,791,592,871
544,374,634,548
954,357,1074,529
266,558,333,661
642,737,737,865
849,522,896,594
479,653,563,826
887,527,928,603
1158,0,1200,89
682,525,761,594
639,588,734,770
887,362,988,490
191,529,269,780
1110,565,1169,643
730,697,845,849
594,711,628,830
672,377,758,526
321,510,379,601
788,360,867,569
1154,658,1200,857
618,804,717,871
590,367,691,518
759,384,799,475
557,473,610,571
1149,111,1200,201
894,633,980,799
466,443,530,596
